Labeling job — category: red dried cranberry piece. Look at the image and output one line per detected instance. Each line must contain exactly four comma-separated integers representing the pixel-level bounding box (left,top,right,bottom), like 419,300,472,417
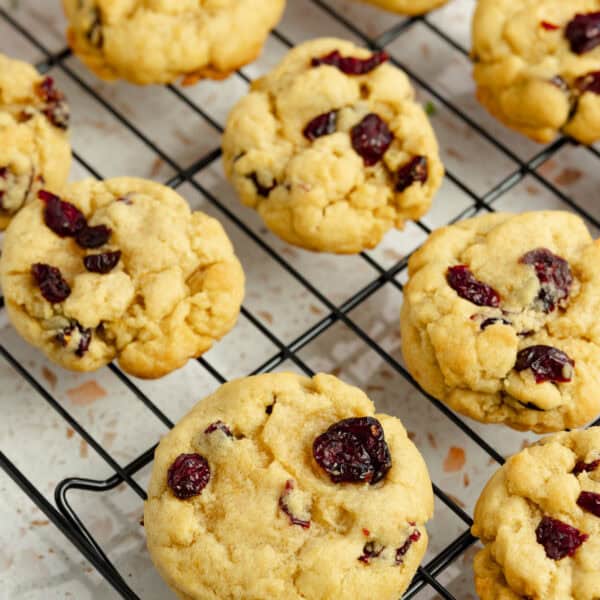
573,459,600,475
313,416,392,485
31,263,71,303
446,265,501,307
577,491,600,517
204,420,233,438
481,317,512,330
278,480,310,529
535,516,588,559
358,541,385,564
395,529,421,565
311,49,389,75
541,21,560,31
248,172,275,198
36,77,70,129
83,251,121,274
167,453,210,499
350,114,394,166
514,345,574,384
575,71,600,94
39,190,86,237
565,12,600,54
303,110,338,141
76,225,112,249
520,248,572,313
396,156,428,192
56,322,92,357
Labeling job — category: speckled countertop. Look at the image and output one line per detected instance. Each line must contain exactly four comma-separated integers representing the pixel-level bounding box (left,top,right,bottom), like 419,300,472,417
1,1,599,599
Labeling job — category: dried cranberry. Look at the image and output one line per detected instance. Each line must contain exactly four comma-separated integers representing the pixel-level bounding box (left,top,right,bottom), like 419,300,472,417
573,459,600,475
167,453,210,499
577,491,600,517
0,167,7,178
446,265,501,307
31,263,71,303
541,21,560,31
278,480,310,529
312,416,392,485
395,156,428,192
350,114,393,166
39,190,86,237
575,71,600,94
311,49,388,75
514,345,574,384
83,251,121,274
481,317,512,330
303,111,337,141
535,516,588,559
358,541,385,564
565,12,600,54
35,77,70,129
520,248,572,313
204,420,233,438
395,530,421,565
248,172,275,197
56,322,92,357
76,224,112,249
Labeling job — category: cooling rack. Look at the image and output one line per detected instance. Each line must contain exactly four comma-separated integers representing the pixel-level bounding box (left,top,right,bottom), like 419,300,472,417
2,1,600,598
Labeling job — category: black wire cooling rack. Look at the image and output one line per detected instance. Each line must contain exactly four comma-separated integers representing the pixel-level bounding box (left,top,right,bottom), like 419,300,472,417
2,2,600,599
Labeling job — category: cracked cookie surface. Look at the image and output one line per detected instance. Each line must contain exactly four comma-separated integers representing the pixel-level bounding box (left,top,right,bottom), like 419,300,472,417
222,38,443,254
472,0,600,144
0,53,71,229
358,0,448,16
144,372,433,600
0,177,244,378
62,0,284,85
473,428,600,600
400,211,600,432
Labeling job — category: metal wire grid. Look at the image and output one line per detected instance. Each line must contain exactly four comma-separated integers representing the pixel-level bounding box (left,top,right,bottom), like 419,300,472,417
1,2,600,598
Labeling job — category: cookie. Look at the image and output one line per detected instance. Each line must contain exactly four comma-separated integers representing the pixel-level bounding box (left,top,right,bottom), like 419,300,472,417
0,177,244,378
222,38,444,254
472,0,600,144
472,428,600,600
144,372,433,600
400,211,600,432
62,0,285,85
358,0,448,16
0,53,71,230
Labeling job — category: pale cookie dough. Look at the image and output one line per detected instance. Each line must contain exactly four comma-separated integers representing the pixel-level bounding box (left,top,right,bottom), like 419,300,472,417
358,0,448,16
145,372,434,600
0,53,71,229
400,211,600,432
473,428,600,600
0,177,244,378
62,0,285,85
472,0,600,144
222,38,444,254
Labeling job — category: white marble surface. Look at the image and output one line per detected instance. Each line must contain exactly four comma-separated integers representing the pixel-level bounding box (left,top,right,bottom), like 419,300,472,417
0,1,599,598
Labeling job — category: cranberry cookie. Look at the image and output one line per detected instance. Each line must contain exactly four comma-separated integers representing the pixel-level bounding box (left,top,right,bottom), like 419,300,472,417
222,38,444,253
0,178,244,378
473,0,600,144
62,0,284,85
0,54,71,230
473,428,600,600
145,372,433,600
400,211,600,432
358,0,448,16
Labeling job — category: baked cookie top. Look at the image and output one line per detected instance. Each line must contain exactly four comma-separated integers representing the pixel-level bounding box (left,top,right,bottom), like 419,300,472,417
359,0,448,16
145,372,433,600
472,0,600,144
62,0,285,85
472,428,600,600
0,177,244,378
400,211,600,432
222,38,444,254
0,53,71,229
